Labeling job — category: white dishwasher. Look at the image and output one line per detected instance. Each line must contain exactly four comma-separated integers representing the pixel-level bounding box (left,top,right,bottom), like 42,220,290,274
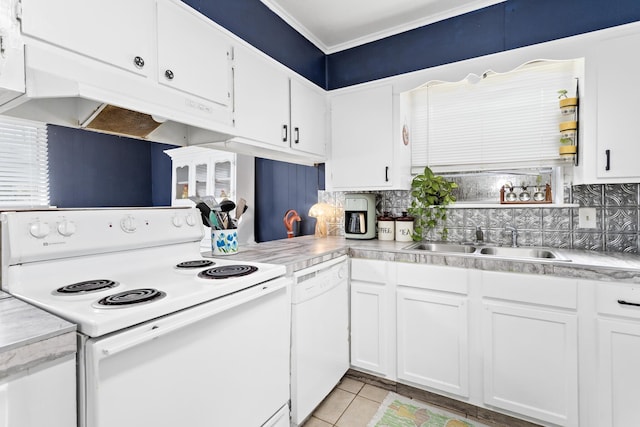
290,255,349,426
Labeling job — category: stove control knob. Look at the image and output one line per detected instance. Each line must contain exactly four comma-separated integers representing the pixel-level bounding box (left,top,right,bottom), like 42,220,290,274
29,221,50,239
57,220,76,237
172,215,184,227
185,214,197,227
120,215,137,233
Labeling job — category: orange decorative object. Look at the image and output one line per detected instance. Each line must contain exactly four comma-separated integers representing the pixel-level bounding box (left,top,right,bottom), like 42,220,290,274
283,209,301,238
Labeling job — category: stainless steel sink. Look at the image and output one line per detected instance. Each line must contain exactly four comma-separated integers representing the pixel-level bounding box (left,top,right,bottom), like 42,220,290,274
404,242,477,254
478,246,562,260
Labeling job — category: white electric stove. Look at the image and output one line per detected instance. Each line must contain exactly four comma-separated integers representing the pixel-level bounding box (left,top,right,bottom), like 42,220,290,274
0,207,291,427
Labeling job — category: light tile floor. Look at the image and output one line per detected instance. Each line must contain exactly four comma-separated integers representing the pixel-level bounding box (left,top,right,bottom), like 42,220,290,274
301,377,388,427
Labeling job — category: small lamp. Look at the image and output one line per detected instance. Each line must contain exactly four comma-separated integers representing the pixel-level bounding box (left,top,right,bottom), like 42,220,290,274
308,203,334,237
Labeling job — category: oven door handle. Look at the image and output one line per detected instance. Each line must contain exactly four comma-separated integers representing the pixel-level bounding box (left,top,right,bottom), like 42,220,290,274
93,279,288,359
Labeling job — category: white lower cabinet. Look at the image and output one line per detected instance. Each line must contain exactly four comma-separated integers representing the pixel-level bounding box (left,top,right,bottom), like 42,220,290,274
350,259,395,379
595,282,640,426
0,356,76,427
396,264,470,398
481,271,579,427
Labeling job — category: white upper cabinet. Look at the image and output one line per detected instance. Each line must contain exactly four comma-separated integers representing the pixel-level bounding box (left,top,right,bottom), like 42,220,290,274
329,84,409,190
20,0,154,78
233,45,326,160
156,1,232,108
290,78,326,157
233,46,290,149
594,33,640,181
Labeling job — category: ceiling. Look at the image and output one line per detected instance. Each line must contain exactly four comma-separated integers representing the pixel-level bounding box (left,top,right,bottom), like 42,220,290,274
260,0,506,54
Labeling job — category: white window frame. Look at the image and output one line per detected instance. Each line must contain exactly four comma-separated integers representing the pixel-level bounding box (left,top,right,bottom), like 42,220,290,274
409,59,584,174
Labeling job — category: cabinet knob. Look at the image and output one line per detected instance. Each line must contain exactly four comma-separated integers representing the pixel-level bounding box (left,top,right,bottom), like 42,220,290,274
164,69,174,80
133,56,145,69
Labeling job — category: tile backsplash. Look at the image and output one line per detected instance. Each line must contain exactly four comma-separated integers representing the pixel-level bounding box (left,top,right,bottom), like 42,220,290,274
319,183,640,253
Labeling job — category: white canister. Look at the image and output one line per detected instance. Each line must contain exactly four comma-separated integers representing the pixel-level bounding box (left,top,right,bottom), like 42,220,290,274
377,212,395,241
395,212,414,242
212,229,238,255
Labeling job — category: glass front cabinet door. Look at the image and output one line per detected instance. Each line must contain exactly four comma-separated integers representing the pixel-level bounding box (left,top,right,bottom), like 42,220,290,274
165,146,236,206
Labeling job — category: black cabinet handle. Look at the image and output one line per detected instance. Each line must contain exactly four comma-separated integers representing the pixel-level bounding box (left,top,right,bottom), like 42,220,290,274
385,166,389,182
294,127,299,144
282,125,288,142
618,299,640,307
164,69,174,80
605,149,611,171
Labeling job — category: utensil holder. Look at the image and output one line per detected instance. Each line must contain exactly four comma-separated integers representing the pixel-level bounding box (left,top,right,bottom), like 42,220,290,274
212,229,238,255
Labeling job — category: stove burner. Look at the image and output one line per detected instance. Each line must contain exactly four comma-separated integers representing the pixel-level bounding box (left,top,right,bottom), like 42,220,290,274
175,259,215,269
198,265,258,280
56,279,119,294
96,288,166,307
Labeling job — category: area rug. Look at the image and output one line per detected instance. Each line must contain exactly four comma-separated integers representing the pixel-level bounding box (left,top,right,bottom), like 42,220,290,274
367,392,490,427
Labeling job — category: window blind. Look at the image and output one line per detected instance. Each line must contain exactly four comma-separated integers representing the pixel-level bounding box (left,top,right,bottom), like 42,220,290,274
409,59,584,173
0,116,49,208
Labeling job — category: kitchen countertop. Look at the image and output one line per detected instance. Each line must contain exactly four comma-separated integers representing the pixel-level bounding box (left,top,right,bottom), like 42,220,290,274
203,235,349,275
208,235,640,284
0,295,76,380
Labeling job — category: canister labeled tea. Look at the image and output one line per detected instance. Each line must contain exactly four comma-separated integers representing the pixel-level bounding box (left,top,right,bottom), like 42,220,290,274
377,212,395,241
395,212,414,242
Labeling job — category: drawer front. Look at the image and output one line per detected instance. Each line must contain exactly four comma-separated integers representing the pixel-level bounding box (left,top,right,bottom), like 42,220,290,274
482,271,577,309
396,263,468,294
350,259,387,284
597,283,640,319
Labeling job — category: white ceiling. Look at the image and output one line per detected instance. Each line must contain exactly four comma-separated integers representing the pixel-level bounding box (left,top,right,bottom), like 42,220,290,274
260,0,506,54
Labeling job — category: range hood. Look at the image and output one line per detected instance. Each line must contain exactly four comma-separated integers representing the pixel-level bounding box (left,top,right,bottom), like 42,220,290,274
0,41,235,147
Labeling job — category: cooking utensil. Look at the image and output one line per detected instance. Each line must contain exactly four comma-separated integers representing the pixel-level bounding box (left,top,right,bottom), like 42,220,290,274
219,200,236,229
195,202,212,227
236,198,246,220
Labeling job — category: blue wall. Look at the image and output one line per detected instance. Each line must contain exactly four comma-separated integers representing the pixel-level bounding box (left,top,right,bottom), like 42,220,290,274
326,0,640,88
46,0,640,236
178,0,640,90
255,159,324,242
48,125,176,208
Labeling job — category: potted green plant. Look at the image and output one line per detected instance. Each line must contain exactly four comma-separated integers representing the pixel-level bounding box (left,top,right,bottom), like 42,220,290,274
408,166,458,241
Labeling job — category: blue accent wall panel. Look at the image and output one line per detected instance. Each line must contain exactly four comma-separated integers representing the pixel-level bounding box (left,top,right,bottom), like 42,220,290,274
504,0,640,50
182,0,326,88
328,5,505,89
48,126,157,208
255,158,324,242
327,0,640,89
150,142,179,206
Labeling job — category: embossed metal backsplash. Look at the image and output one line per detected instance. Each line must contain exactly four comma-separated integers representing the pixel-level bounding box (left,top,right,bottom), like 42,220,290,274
320,184,640,253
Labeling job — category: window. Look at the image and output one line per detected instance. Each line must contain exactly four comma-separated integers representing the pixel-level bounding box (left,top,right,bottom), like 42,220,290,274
408,59,584,173
0,116,49,208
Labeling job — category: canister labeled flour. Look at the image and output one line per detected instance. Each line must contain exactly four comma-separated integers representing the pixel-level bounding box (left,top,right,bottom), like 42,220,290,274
377,212,395,241
395,212,414,242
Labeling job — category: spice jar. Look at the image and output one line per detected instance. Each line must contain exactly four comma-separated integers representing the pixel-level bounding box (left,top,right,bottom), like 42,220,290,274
395,212,414,242
377,211,395,241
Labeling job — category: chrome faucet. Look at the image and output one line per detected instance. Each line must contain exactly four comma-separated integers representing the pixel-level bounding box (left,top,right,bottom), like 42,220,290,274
504,225,518,247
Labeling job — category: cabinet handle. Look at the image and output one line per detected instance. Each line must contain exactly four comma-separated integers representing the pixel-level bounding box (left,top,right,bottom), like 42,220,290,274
605,149,611,171
133,56,145,69
618,299,640,307
294,127,299,144
385,166,389,182
282,125,288,142
164,69,174,80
